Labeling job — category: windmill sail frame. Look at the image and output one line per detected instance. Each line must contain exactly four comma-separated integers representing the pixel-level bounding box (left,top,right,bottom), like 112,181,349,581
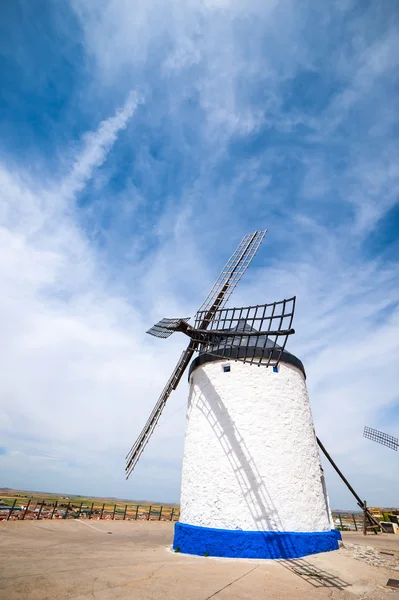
146,317,191,339
125,347,195,478
191,297,296,367
196,230,266,321
125,230,282,478
363,426,398,451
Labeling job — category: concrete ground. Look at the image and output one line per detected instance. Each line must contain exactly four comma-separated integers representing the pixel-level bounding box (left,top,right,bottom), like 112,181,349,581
1,520,399,600
339,531,399,553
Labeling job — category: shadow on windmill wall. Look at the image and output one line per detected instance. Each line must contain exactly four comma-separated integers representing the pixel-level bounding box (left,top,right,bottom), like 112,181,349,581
195,371,282,534
181,371,348,588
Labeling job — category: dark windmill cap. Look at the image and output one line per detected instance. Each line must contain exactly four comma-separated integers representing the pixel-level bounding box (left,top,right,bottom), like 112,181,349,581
189,319,306,378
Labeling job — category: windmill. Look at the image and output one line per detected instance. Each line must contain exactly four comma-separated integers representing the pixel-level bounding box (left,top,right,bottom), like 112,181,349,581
364,426,398,451
125,231,374,558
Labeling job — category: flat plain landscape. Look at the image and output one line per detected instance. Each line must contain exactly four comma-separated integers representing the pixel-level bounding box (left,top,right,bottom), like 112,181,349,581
0,488,180,522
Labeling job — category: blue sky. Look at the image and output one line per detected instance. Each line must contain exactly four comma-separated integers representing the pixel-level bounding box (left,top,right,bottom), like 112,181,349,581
0,0,398,509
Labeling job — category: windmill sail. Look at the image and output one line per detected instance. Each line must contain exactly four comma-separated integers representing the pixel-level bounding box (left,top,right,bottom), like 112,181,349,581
196,230,267,326
146,317,190,339
125,231,267,478
125,348,194,478
363,426,398,451
191,298,296,368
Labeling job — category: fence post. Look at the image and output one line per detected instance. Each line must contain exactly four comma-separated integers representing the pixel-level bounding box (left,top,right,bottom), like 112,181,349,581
36,501,44,520
159,506,163,521
123,505,127,520
363,500,367,535
77,502,83,519
22,499,31,520
170,507,174,521
147,506,152,521
6,499,17,521
64,502,70,519
352,513,358,531
100,503,105,520
338,513,343,530
135,505,139,520
89,503,94,519
51,501,58,519
112,504,117,520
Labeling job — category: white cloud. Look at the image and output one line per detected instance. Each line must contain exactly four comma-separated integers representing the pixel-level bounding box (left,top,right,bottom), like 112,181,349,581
60,90,141,200
0,95,189,500
71,0,311,138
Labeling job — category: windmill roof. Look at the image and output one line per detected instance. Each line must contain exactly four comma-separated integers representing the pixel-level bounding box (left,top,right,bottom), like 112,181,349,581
216,319,283,349
189,319,305,378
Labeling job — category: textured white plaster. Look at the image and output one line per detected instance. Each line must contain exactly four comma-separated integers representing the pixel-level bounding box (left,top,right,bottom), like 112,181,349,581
179,360,332,533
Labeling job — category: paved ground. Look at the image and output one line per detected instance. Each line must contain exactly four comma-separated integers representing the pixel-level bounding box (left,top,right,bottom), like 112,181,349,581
1,520,399,600
343,532,399,553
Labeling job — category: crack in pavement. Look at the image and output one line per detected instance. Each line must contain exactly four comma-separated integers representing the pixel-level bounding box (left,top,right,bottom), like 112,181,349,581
203,564,260,599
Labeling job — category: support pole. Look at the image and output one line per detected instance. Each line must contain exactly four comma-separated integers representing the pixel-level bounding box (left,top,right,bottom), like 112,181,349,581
22,499,31,520
77,502,83,519
123,505,127,520
352,513,358,531
100,503,105,520
147,505,152,521
112,504,116,520
316,437,380,529
50,501,58,519
6,499,17,521
36,501,44,520
170,507,175,521
135,505,139,520
159,506,163,521
89,502,94,520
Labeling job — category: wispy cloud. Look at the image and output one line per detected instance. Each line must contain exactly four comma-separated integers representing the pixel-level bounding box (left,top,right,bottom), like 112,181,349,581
60,91,140,200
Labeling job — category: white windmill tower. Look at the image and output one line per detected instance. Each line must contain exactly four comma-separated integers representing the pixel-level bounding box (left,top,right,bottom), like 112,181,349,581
126,232,341,558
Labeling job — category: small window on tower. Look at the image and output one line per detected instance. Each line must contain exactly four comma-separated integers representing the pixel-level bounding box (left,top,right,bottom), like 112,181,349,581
273,366,279,373
223,365,231,373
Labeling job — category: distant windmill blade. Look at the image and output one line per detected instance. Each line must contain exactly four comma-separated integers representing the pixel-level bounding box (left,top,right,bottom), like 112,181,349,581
363,426,398,451
192,298,296,367
146,317,191,339
196,230,267,326
125,347,194,478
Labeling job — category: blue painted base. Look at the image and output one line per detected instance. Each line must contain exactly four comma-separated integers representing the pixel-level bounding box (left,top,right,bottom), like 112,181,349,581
173,523,341,559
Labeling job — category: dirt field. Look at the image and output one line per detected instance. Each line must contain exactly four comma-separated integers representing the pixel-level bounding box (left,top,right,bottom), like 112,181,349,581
1,520,399,599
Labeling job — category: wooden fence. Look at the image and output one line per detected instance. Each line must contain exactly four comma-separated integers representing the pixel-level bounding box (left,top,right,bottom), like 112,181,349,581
0,499,180,522
2,501,394,530
331,511,364,531
332,509,398,532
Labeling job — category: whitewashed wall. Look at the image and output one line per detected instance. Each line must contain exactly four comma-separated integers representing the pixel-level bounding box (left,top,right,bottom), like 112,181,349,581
179,359,332,532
